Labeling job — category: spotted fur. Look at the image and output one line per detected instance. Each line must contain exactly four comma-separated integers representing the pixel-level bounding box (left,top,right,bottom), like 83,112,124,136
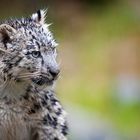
0,10,68,140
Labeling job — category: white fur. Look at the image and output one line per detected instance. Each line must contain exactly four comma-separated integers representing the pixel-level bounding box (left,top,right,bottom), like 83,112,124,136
31,9,47,25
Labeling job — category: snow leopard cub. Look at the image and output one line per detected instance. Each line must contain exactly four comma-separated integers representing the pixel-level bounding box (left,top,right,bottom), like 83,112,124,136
0,10,68,140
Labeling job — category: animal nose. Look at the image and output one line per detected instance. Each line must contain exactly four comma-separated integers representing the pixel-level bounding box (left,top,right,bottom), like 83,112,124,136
48,68,60,79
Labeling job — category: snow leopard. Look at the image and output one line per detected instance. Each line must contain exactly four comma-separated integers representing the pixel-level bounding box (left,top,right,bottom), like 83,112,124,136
0,10,68,140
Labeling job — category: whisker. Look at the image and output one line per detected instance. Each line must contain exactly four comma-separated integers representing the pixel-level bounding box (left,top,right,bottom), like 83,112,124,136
18,75,40,79
18,72,40,77
0,80,9,92
0,75,8,88
19,71,50,77
0,48,12,55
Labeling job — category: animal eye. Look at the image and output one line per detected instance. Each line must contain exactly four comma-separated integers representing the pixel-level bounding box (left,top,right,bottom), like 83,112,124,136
31,51,41,58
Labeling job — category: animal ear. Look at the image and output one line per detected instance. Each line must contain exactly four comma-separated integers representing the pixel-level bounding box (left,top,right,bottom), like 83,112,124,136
31,9,47,24
0,24,17,44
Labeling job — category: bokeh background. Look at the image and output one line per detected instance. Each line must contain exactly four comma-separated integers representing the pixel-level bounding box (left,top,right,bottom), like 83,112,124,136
0,0,140,140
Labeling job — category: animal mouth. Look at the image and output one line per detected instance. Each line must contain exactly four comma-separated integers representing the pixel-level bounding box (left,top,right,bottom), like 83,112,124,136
31,75,57,86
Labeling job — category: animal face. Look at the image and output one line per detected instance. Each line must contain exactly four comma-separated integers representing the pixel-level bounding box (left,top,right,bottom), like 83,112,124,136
0,10,59,86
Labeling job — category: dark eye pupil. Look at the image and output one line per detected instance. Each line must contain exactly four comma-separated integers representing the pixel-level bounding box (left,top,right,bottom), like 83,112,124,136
32,51,41,58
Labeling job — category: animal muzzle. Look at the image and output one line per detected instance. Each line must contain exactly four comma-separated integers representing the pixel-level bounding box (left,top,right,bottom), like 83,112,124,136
32,68,60,86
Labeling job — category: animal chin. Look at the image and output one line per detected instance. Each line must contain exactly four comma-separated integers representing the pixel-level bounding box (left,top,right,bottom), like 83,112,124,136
31,77,54,86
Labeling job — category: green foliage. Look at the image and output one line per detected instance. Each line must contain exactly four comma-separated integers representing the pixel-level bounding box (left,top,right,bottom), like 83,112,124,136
57,2,140,139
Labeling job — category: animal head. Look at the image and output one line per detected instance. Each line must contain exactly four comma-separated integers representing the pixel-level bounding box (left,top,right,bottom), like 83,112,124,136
0,10,59,87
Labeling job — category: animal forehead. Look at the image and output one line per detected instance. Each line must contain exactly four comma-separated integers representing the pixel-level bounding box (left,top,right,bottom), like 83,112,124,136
25,26,49,44
22,24,55,49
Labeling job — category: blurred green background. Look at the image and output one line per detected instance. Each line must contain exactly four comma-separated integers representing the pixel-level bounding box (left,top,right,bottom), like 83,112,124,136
0,0,140,140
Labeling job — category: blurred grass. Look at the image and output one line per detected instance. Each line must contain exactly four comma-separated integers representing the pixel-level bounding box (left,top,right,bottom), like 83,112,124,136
56,3,140,138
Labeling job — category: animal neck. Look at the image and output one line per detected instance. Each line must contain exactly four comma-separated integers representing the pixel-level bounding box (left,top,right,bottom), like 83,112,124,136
0,80,30,100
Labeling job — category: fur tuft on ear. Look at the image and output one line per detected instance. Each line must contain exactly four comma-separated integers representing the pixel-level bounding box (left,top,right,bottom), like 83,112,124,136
31,9,47,24
0,24,16,53
0,24,16,45
0,24,16,34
